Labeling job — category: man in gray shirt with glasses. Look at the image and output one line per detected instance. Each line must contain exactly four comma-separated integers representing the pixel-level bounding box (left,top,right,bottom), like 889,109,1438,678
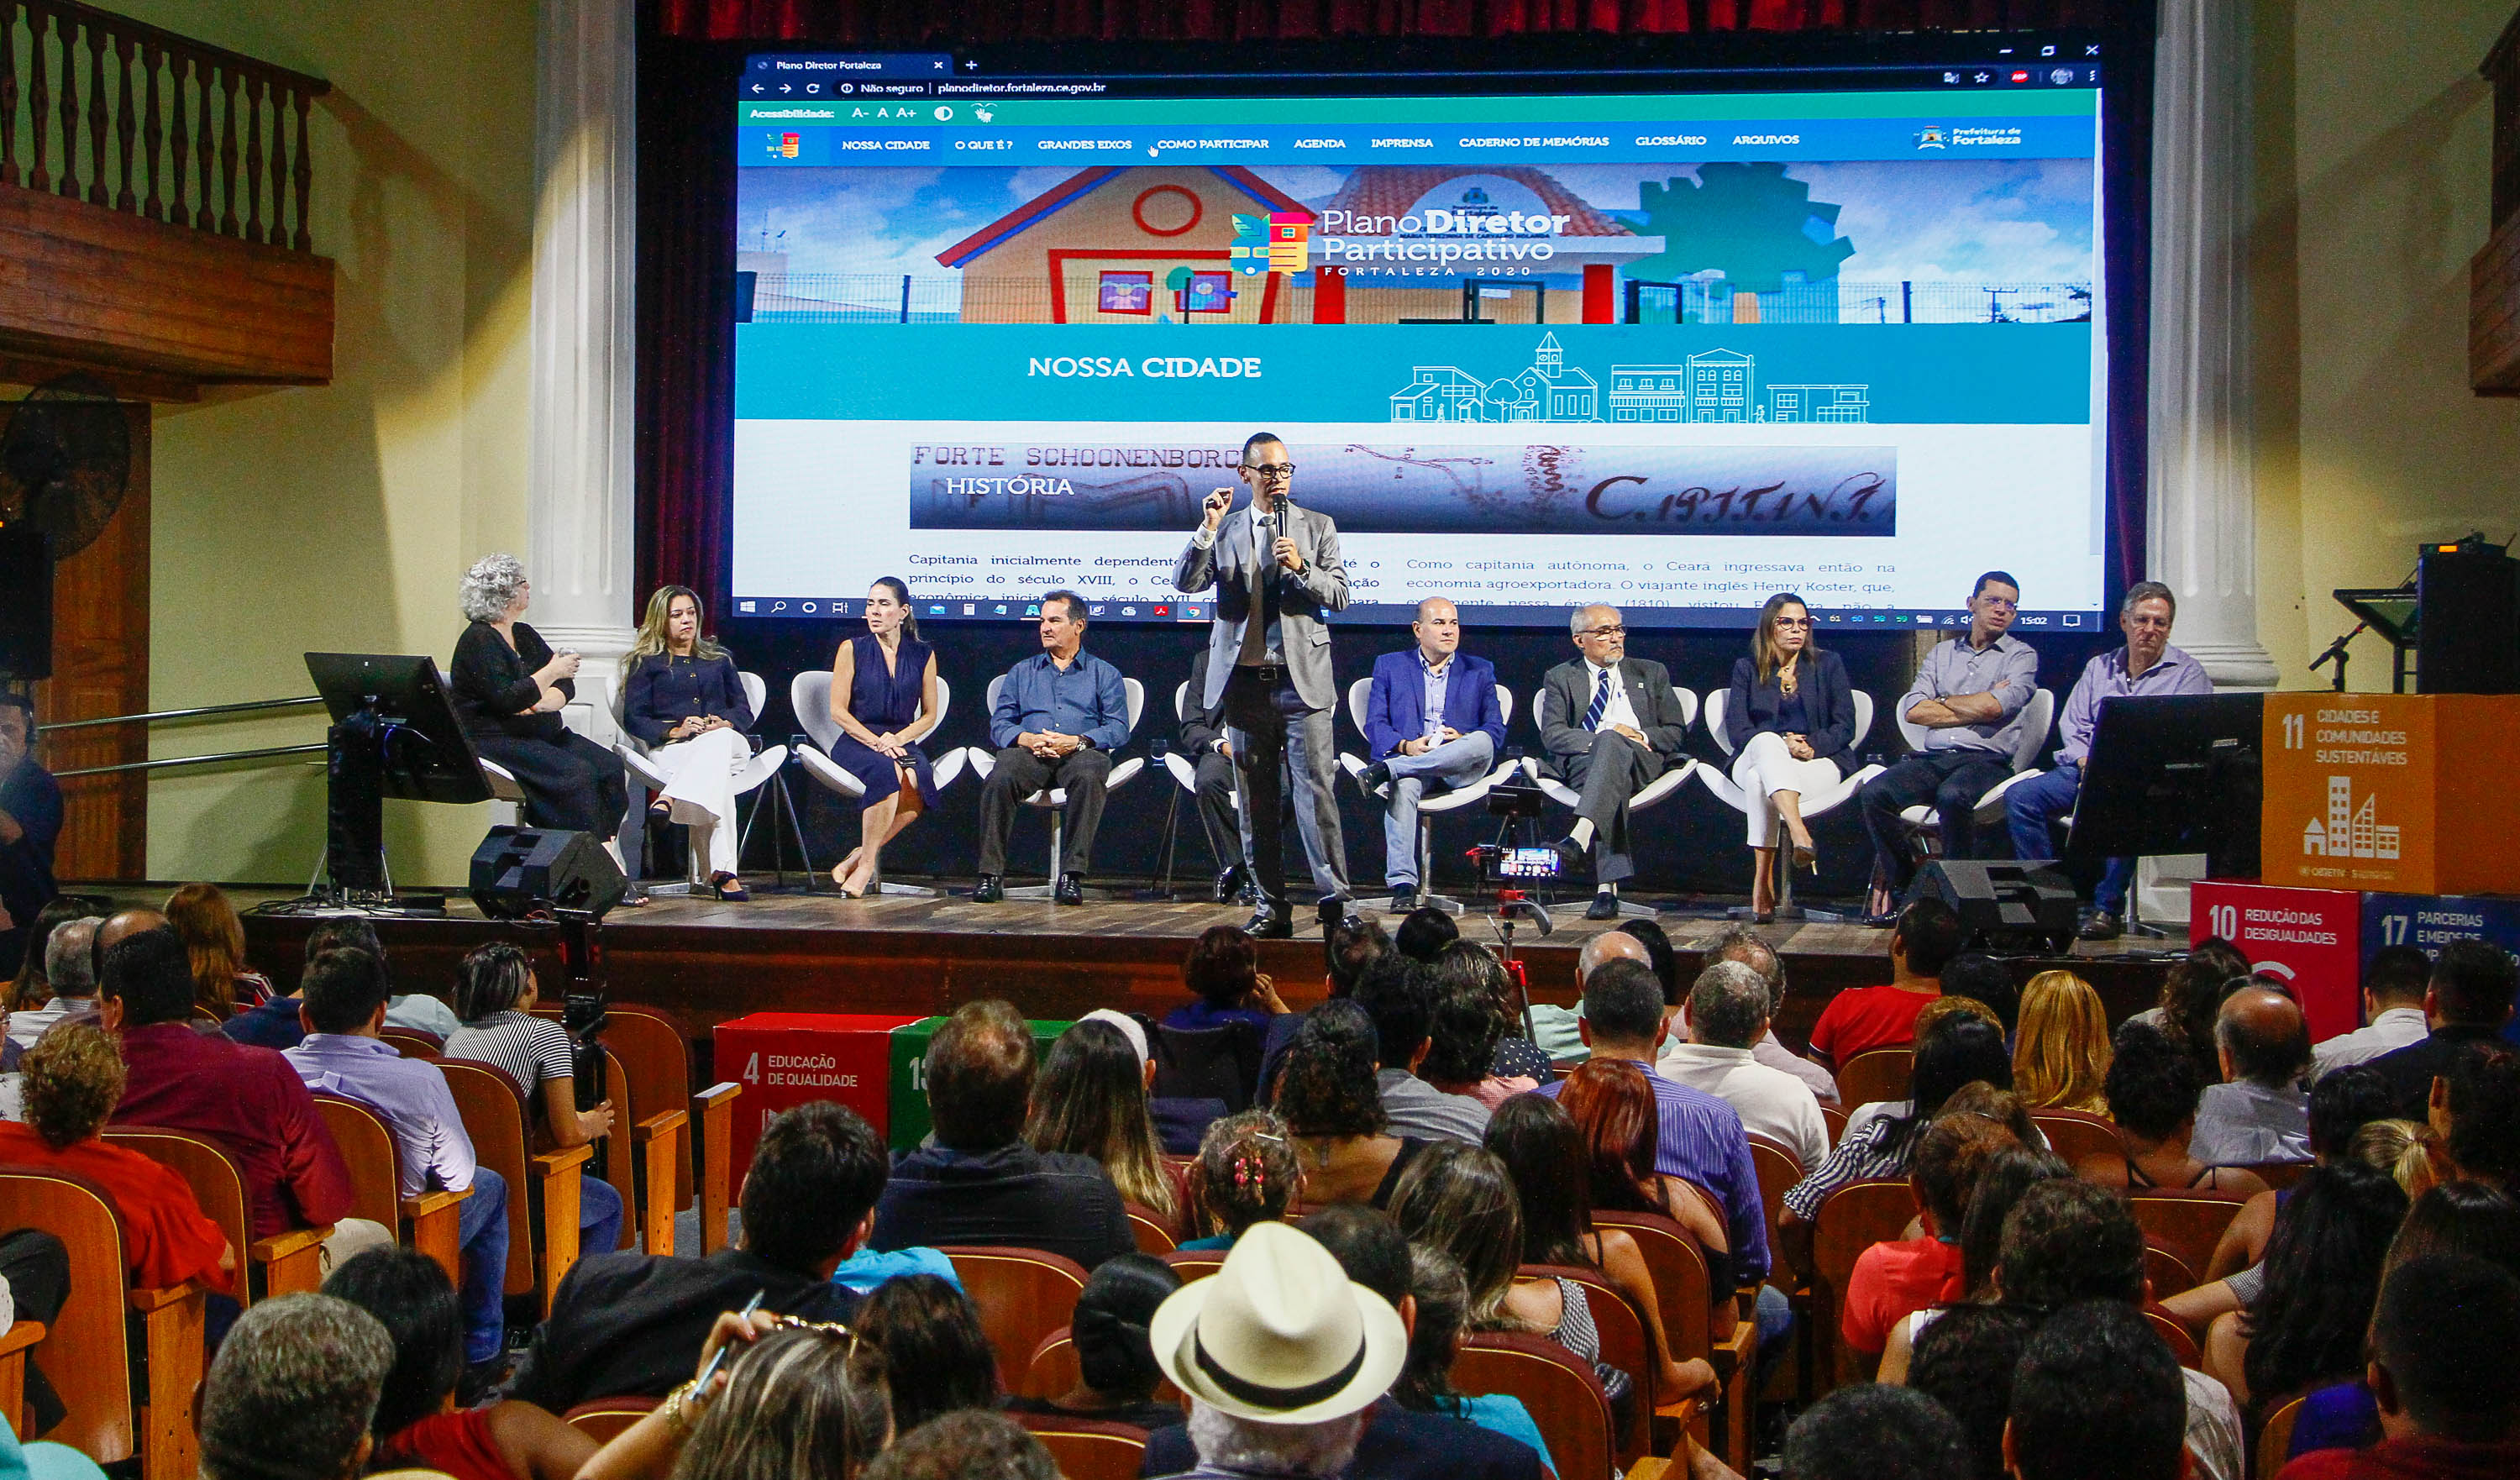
1857,570,2040,921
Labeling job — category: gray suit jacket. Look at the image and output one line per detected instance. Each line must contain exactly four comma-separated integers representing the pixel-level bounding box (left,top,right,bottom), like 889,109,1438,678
1539,656,1692,762
1173,501,1348,711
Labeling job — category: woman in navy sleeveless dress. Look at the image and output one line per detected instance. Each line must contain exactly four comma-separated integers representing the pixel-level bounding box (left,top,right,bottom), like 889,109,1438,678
827,578,942,896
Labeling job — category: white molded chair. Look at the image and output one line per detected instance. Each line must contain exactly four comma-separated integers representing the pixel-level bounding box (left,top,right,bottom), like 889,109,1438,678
1522,685,1700,919
608,673,791,892
790,668,963,896
967,675,1147,897
1336,676,1516,915
1890,687,2056,860
1697,687,1884,918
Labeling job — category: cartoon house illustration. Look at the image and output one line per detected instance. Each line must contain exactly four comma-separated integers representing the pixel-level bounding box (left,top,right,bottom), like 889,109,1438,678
932,166,1315,324
1607,365,1688,422
1688,349,1756,422
1768,384,1872,422
1390,333,1598,422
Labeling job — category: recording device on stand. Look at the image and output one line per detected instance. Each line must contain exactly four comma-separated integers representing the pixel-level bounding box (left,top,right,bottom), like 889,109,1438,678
1469,769,1554,1040
553,908,611,1182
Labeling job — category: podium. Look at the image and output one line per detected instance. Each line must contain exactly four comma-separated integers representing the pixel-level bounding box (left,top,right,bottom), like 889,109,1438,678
2260,694,2520,895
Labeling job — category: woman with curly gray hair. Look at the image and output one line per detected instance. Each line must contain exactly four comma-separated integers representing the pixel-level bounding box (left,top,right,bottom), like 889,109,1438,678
449,554,634,875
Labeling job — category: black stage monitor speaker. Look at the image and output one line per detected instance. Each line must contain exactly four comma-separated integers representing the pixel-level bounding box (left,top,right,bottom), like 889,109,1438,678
1903,860,2080,954
2416,539,2519,694
469,827,626,920
0,526,51,680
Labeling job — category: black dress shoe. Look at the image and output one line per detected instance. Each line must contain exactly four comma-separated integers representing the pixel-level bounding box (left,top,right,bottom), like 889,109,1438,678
1246,904,1294,938
1549,835,1589,872
1213,865,1246,904
1357,760,1393,794
1584,890,1623,921
1055,874,1084,906
973,874,1004,903
1237,878,1263,907
1386,887,1420,915
2078,910,2124,942
1318,898,1362,933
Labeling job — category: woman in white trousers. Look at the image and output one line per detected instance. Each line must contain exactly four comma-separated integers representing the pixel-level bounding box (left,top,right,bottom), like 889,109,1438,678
622,585,759,900
1723,594,1860,921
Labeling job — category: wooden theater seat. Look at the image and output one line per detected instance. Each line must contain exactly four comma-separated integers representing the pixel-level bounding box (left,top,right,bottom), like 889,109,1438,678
561,1395,658,1445
312,1094,470,1287
1834,1047,1913,1110
0,1167,205,1480
100,1126,330,1303
381,1027,444,1060
1454,1331,1614,1480
1007,1414,1150,1480
940,1246,1089,1390
2129,1191,2252,1299
1521,1262,1653,1467
694,1081,741,1255
2030,1107,2123,1170
1806,1178,1921,1390
0,1318,45,1441
1160,1247,1226,1283
1125,1203,1179,1254
439,1058,590,1317
1597,1208,1759,1469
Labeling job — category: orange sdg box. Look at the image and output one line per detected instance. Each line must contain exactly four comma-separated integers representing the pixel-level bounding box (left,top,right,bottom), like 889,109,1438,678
2260,694,2520,896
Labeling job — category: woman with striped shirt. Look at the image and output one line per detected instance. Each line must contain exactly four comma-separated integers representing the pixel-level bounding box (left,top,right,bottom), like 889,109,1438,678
443,943,623,1257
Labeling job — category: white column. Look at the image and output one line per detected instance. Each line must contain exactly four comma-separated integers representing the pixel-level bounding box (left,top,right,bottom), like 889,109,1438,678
2149,0,2280,693
527,0,638,738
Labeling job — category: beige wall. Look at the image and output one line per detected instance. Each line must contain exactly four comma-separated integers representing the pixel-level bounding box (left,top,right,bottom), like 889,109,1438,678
2250,2,2520,683
122,0,537,885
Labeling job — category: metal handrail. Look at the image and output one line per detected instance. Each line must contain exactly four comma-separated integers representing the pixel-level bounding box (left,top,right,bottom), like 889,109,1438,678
51,742,327,779
36,695,322,732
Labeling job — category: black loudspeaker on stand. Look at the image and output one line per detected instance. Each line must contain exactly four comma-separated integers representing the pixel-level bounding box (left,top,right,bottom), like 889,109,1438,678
1902,860,2081,954
469,827,627,920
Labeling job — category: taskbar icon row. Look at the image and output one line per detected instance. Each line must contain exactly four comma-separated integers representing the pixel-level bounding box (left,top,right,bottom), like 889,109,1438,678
736,596,1211,622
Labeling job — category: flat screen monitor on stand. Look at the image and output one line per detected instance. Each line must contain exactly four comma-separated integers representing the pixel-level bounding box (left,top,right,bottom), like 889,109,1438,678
2062,692,2265,940
304,653,491,901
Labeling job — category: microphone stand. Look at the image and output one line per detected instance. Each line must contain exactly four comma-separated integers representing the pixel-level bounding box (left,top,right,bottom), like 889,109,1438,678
2310,623,2364,693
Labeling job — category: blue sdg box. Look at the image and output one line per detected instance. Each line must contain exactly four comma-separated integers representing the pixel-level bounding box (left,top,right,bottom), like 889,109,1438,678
2360,892,2520,1048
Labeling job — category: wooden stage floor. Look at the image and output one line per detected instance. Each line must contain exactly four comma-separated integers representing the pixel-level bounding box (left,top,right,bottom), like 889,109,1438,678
180,879,2186,1075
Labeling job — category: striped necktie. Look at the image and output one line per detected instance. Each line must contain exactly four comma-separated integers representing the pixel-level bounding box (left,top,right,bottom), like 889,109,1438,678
1584,666,1609,730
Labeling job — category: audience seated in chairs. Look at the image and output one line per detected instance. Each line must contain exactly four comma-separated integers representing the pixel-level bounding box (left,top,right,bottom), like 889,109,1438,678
1353,953,1491,1144
2429,1044,2520,1189
1071,1008,1224,1157
441,943,623,1259
856,1273,999,1435
1162,925,1285,1037
2013,970,2113,1114
2193,984,2317,1167
2080,1021,2270,1196
1903,1301,2037,1480
7,915,99,1051
1940,952,2021,1038
99,926,371,1255
7,898,93,1017
507,1100,884,1411
2205,1162,2408,1419
1142,1215,1542,1480
197,1294,396,1480
284,945,509,1379
864,1411,1053,1480
1273,1000,1424,1209
575,1304,891,1480
2277,1253,2520,1480
1803,898,1961,1069
2313,945,2435,1080
163,883,273,1020
1001,1252,1183,1431
1538,957,1773,1291
225,917,459,1052
0,1022,234,1296
2365,940,2520,1120
1481,1090,1712,1403
1392,906,1458,963
2008,1301,2195,1480
1021,1019,1179,1222
1838,1105,2021,1373
1420,942,1548,1109
2197,1068,2397,1294
1658,958,1830,1170
869,1000,1131,1270
1782,1013,2015,1246
323,1247,592,1480
1695,923,1840,1103
1785,1383,1971,1480
1254,917,1391,1101
1179,1110,1298,1252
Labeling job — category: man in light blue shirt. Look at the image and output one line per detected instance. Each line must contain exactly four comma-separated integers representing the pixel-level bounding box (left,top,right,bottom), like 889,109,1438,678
2005,580,2214,940
1858,571,2040,914
282,945,509,1373
974,591,1133,905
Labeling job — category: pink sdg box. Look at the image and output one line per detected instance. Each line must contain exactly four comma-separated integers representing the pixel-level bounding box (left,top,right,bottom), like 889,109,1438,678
712,1013,923,1185
2190,881,2362,1042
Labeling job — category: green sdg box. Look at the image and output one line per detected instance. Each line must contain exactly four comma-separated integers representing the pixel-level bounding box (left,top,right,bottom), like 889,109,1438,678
885,1015,1073,1152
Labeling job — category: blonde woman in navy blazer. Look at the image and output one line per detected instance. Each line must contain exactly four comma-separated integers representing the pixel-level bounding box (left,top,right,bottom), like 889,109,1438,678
1725,593,1859,919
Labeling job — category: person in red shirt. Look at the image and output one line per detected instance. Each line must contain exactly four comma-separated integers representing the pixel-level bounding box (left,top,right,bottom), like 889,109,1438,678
2278,1254,2520,1479
1806,898,1961,1072
0,1021,234,1293
98,924,356,1241
1839,1104,2015,1369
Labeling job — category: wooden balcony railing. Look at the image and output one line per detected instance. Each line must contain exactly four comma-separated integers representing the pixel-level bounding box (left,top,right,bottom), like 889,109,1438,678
0,0,328,252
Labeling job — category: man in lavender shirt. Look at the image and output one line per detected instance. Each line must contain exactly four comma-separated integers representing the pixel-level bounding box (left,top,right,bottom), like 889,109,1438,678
2006,580,2214,941
283,945,511,1381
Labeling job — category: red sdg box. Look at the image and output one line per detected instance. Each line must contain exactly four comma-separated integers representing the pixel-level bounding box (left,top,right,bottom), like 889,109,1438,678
2189,881,2363,1042
713,1013,923,1185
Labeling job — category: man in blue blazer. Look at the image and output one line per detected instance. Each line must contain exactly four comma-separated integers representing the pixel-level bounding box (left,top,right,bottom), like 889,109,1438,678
1355,598,1507,911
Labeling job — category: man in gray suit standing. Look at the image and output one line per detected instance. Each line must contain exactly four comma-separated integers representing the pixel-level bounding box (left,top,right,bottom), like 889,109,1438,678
1173,433,1354,937
1541,603,1693,919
